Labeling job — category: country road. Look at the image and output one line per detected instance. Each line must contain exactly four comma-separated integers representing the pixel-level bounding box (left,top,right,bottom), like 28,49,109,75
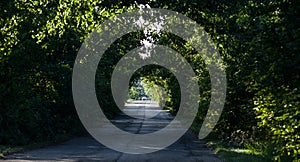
4,101,223,162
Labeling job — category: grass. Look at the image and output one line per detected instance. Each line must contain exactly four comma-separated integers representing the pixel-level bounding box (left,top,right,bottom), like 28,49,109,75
0,133,77,159
0,143,52,159
209,142,272,161
190,122,274,162
205,139,274,162
0,146,23,158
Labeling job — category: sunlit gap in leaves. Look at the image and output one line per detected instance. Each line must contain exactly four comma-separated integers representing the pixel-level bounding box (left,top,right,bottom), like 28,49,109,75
135,3,165,59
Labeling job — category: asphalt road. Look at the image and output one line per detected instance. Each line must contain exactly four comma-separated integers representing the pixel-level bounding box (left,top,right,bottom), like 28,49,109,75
4,101,223,162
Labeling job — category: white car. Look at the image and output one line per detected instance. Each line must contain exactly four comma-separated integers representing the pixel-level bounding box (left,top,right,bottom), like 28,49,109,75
142,96,147,101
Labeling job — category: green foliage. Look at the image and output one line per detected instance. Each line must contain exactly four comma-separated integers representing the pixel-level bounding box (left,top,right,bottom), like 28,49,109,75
141,66,180,111
129,78,146,100
254,87,300,160
142,79,166,105
0,0,130,145
150,0,299,161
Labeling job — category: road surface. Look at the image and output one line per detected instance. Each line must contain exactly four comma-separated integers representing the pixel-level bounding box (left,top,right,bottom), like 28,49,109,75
4,100,222,162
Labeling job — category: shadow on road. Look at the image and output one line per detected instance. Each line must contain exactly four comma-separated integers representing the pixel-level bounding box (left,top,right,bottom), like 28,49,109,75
4,100,223,162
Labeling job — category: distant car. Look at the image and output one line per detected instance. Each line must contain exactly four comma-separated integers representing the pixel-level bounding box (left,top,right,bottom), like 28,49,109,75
142,96,147,101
